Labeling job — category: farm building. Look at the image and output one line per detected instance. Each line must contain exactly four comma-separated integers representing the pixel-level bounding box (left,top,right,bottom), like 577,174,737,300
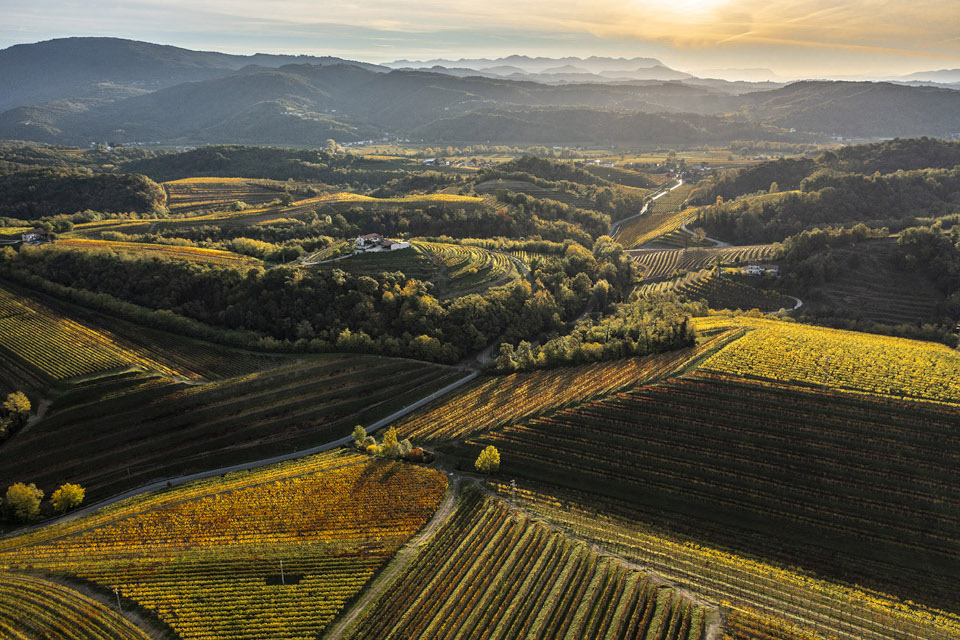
354,233,411,254
21,229,54,244
744,263,780,276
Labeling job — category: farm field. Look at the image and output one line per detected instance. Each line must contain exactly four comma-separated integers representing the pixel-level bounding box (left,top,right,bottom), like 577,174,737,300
638,270,795,312
631,245,780,281
0,283,182,384
474,369,960,636
0,451,448,640
164,177,292,214
475,178,597,208
614,205,698,249
50,237,260,267
0,354,460,501
343,488,708,640
413,241,519,295
395,345,719,443
692,315,960,404
0,573,154,640
794,238,944,326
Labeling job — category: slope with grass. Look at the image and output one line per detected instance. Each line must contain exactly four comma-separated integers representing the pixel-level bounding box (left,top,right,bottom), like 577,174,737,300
0,451,448,640
342,488,709,640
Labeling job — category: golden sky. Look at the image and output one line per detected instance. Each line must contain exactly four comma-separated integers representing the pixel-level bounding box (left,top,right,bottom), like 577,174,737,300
3,0,959,77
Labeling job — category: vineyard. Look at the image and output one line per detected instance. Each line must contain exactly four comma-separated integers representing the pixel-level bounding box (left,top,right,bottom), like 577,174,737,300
0,451,448,640
632,246,780,281
0,354,460,501
52,237,260,267
343,488,708,640
475,179,596,208
638,270,795,312
0,573,154,640
692,315,960,404
614,208,698,249
413,241,519,294
394,335,740,444
0,284,182,382
164,177,292,214
477,369,960,640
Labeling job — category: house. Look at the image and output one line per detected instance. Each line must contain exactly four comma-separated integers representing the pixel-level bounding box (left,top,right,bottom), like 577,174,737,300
743,263,780,277
21,229,54,244
354,233,411,254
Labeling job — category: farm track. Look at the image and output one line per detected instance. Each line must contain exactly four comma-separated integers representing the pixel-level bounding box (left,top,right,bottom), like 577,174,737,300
324,473,462,640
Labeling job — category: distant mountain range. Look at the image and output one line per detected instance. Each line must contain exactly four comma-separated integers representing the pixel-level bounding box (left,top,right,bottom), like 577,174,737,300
2,38,960,146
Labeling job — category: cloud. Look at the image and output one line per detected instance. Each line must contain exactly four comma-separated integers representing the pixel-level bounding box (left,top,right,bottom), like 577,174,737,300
1,0,958,74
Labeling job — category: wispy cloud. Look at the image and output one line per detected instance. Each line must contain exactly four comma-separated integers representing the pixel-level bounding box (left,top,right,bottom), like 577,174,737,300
1,0,958,75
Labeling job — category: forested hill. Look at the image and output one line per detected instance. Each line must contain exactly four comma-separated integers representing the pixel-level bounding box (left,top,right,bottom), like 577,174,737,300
4,38,960,146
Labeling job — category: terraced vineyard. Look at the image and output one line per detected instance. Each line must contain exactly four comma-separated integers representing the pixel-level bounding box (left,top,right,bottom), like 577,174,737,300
632,245,780,281
343,489,708,640
0,355,461,500
693,315,960,404
638,270,795,312
414,241,518,293
0,284,182,382
52,238,260,267
0,573,154,640
395,347,718,443
476,370,960,640
0,451,448,640
164,177,290,214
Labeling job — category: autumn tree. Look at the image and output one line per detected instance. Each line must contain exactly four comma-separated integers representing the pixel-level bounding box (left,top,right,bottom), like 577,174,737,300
6,482,43,522
381,426,399,458
475,445,501,474
352,425,367,447
51,483,85,513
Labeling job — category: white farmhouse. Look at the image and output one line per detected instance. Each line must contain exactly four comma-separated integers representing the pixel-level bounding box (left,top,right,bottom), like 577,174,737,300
354,233,410,254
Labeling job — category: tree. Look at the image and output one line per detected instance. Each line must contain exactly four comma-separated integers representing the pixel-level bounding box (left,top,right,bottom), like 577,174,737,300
6,483,43,522
381,426,399,457
399,439,413,458
3,391,30,417
352,425,367,447
693,227,707,245
51,483,85,513
475,445,501,474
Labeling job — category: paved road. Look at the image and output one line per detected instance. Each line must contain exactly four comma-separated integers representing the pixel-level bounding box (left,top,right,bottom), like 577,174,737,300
608,179,683,237
679,222,731,248
4,370,479,537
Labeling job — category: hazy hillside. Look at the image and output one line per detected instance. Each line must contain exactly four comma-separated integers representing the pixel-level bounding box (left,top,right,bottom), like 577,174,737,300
0,37,386,112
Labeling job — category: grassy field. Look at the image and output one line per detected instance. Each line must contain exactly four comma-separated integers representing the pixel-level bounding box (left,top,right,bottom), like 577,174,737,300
343,488,709,640
0,451,448,640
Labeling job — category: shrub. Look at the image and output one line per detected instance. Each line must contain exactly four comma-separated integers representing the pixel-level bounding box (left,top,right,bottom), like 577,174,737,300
51,483,85,513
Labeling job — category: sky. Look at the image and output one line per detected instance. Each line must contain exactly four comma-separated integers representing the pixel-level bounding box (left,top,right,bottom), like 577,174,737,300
2,0,959,79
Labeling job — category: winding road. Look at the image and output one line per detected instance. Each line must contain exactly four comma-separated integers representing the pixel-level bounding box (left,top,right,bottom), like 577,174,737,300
608,179,684,237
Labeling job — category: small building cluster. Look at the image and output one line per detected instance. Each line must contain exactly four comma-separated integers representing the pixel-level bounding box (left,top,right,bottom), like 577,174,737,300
354,233,411,254
21,229,54,245
743,263,780,277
